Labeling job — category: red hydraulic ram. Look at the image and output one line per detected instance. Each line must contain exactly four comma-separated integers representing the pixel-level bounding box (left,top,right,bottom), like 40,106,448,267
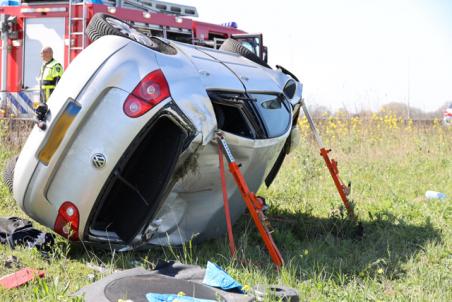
217,132,284,268
300,100,356,219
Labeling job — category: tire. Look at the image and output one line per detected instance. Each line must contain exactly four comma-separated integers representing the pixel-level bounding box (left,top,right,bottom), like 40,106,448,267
2,155,18,194
219,38,271,68
86,13,176,55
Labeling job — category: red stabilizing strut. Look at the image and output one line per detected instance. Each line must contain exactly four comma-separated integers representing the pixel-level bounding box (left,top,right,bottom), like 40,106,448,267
228,162,284,268
320,147,354,218
217,134,284,268
218,143,237,256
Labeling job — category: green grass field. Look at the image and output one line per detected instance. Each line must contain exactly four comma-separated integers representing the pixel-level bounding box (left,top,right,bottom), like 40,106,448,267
0,118,451,301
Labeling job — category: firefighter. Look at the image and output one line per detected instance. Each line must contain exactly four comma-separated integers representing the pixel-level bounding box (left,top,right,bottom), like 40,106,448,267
39,46,63,103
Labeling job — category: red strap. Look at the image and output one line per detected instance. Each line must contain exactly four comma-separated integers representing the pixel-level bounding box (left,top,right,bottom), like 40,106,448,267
218,143,236,256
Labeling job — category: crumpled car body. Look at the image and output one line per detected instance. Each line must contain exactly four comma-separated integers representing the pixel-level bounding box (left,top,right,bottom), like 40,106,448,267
13,34,302,249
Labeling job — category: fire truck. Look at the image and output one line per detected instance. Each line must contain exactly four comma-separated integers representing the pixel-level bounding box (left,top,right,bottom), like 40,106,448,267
0,0,267,118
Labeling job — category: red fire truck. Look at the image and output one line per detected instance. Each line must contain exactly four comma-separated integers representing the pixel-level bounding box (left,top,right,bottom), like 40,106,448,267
0,0,267,118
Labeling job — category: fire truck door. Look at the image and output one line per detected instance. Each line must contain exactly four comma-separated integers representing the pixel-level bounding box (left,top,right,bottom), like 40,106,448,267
23,18,65,90
231,33,267,63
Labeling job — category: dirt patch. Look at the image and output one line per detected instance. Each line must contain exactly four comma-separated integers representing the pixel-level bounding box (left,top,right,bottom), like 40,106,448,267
0,118,33,150
173,152,200,182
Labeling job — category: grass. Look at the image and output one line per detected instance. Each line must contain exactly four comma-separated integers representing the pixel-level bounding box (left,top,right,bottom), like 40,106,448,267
0,117,451,301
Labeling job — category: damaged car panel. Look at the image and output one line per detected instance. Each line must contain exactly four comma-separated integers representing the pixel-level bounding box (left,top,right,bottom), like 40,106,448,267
13,19,302,248
13,36,131,209
148,132,287,246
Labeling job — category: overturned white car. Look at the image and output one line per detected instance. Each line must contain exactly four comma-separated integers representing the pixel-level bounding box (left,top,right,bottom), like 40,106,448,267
11,14,302,249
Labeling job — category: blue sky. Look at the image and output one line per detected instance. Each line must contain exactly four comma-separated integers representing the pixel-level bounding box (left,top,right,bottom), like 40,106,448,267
180,0,452,112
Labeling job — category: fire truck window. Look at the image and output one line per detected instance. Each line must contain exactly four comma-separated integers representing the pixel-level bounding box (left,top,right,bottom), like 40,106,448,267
156,4,167,10
239,38,261,56
185,9,196,16
136,28,151,36
170,7,182,13
208,33,228,41
150,30,164,38
166,32,192,44
241,42,257,55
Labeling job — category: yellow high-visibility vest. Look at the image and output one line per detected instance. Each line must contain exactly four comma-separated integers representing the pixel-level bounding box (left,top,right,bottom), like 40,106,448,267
40,58,63,103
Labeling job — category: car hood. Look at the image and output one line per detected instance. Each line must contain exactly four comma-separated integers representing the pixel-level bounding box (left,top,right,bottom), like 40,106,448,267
170,41,286,94
141,39,298,147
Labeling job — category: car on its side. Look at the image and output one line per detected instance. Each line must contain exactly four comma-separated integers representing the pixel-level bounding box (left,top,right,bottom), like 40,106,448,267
12,14,302,249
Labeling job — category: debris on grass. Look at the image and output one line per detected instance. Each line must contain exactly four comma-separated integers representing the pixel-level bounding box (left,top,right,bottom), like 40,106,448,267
3,255,21,269
0,267,45,289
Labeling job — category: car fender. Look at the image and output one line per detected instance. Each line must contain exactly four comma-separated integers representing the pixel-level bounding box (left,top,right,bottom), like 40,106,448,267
153,45,223,145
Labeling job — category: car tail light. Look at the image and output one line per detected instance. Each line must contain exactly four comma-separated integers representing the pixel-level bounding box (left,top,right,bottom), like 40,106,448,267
54,201,80,241
123,69,170,118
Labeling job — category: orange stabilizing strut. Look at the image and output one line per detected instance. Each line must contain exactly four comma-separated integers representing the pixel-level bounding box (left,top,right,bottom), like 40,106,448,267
300,100,356,219
217,132,284,268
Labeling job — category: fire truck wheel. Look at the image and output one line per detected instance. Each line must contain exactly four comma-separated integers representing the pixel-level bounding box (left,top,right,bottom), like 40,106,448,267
220,38,271,68
2,155,18,194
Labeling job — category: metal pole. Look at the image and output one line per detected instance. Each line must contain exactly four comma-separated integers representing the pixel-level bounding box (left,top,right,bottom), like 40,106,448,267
1,15,8,113
300,99,324,148
67,0,72,64
407,55,411,120
82,0,86,49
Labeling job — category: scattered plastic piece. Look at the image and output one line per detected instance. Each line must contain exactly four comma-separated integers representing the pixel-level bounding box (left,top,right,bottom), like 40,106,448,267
253,284,299,302
0,268,45,289
3,255,21,269
146,293,216,302
202,261,242,292
425,191,447,200
0,1,20,7
86,262,109,273
0,217,54,250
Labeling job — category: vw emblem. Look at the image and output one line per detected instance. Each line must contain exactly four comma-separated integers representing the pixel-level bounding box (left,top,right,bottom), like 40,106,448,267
92,153,107,169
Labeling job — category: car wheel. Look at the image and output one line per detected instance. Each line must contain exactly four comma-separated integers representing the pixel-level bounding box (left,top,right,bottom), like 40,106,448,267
219,38,271,68
2,155,18,194
86,13,176,55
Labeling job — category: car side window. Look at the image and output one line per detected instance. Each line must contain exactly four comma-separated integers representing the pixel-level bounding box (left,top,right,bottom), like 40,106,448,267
250,93,291,138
